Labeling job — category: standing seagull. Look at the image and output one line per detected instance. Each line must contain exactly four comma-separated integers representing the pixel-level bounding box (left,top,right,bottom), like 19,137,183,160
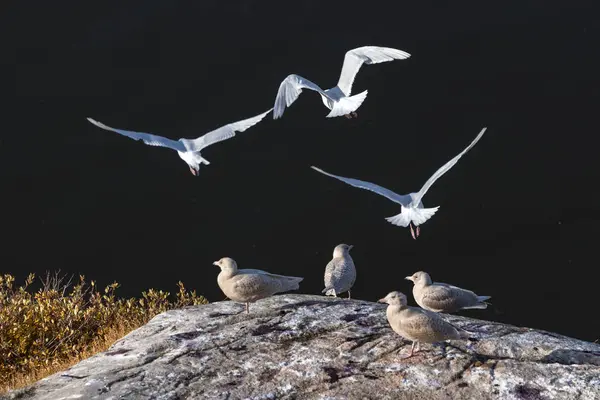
86,108,272,176
311,127,487,239
405,271,491,313
273,46,410,120
322,244,356,299
378,291,471,358
214,257,303,314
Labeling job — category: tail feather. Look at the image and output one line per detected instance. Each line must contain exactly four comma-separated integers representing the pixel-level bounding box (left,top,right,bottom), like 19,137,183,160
326,90,368,118
278,276,303,292
385,205,440,227
461,296,492,310
461,303,488,310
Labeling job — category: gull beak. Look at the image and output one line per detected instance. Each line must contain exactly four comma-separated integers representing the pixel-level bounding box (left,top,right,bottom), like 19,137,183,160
348,245,354,250
212,261,220,267
377,298,387,304
405,276,413,281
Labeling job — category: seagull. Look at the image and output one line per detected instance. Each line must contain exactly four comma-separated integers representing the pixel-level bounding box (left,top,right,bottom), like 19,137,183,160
323,244,356,299
378,291,471,358
213,257,303,314
311,127,487,239
87,108,272,176
405,271,491,313
273,46,410,120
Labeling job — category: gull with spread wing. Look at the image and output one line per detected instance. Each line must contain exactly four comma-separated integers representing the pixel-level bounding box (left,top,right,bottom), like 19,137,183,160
273,46,410,120
311,127,487,239
87,108,272,176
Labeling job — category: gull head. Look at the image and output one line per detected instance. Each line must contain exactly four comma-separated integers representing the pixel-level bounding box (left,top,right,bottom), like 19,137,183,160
405,271,432,286
213,257,238,271
377,291,408,306
333,244,354,258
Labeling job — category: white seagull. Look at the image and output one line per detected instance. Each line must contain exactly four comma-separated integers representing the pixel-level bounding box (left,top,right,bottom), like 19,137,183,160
311,127,487,239
273,46,410,120
87,108,272,176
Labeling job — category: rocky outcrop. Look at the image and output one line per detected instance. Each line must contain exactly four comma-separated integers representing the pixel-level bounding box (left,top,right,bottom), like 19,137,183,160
4,294,600,400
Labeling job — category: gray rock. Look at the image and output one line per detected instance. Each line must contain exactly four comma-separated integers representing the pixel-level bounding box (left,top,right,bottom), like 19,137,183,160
4,294,600,400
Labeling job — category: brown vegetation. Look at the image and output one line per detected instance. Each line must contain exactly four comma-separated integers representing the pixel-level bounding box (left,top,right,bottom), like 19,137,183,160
0,273,207,394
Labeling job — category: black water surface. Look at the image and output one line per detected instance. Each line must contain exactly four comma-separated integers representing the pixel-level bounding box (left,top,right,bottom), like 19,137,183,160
1,0,599,341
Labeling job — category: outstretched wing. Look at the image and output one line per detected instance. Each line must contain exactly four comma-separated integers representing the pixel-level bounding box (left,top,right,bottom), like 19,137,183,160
182,109,272,152
311,166,410,206
273,74,332,119
411,127,487,206
337,46,411,96
87,118,186,152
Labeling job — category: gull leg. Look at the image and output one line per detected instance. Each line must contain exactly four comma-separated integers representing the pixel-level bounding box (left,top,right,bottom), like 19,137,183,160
415,341,420,355
347,290,351,299
189,166,197,176
245,303,249,314
409,223,417,240
344,114,352,119
416,225,420,238
401,341,417,359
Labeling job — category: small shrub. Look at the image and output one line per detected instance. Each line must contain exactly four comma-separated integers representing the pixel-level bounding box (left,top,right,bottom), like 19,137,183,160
0,272,207,393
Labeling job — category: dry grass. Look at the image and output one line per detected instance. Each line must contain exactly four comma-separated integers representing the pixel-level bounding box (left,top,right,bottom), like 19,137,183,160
0,272,207,394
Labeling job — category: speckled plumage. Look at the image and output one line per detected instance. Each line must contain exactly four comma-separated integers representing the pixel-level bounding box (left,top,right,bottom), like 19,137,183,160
378,291,470,357
323,244,356,298
406,271,491,313
214,257,303,313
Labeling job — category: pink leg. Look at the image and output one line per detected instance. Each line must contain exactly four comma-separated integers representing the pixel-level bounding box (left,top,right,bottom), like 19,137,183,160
410,223,416,240
401,341,418,359
245,303,249,314
189,166,197,176
416,226,420,238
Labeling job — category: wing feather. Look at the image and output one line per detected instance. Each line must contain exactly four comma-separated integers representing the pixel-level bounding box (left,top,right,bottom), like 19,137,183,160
87,117,186,152
273,74,331,119
238,269,303,281
311,166,410,206
337,46,411,96
411,127,487,206
183,109,272,152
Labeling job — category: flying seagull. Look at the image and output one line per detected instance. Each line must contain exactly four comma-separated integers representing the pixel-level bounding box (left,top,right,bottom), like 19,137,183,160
311,127,487,239
87,108,272,176
273,46,410,120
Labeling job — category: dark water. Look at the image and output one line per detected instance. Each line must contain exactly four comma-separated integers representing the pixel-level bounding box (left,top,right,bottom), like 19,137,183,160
1,1,599,341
